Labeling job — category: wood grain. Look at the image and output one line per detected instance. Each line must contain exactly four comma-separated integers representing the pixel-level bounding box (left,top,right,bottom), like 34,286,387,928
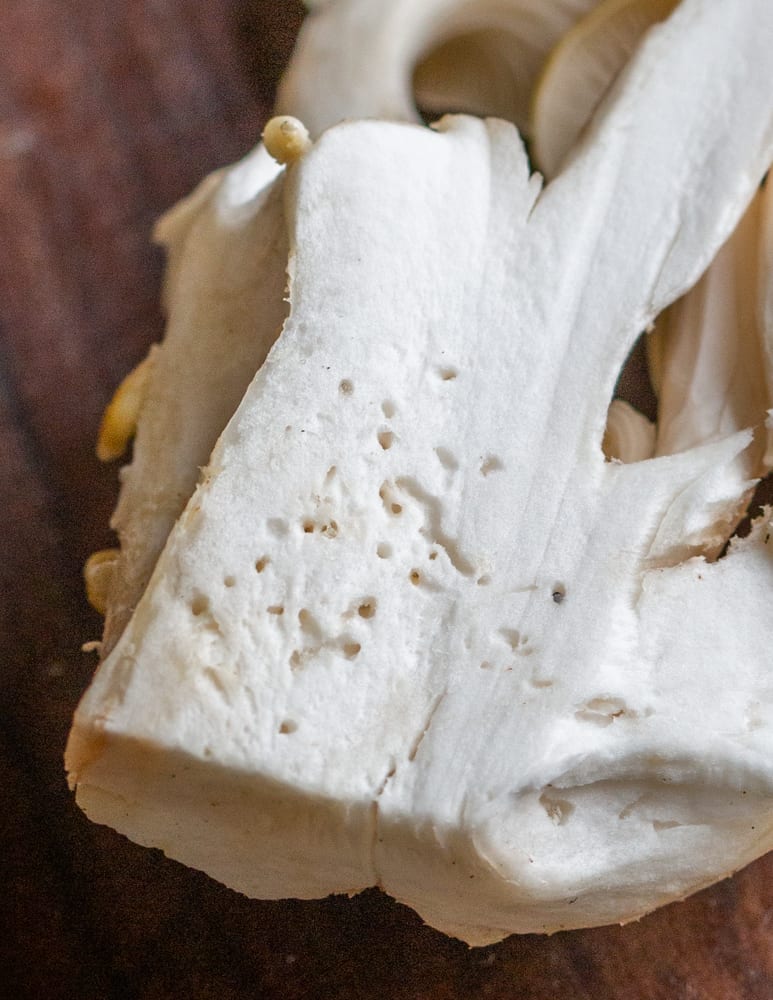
1,2,770,997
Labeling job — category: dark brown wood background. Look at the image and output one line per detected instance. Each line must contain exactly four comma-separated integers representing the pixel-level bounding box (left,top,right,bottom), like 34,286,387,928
1,2,771,997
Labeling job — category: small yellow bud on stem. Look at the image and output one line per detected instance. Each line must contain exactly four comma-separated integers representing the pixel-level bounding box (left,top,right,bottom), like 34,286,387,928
84,548,120,615
262,116,313,165
97,352,154,462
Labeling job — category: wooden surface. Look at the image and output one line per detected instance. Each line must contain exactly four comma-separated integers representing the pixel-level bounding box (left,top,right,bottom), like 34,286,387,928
1,2,771,997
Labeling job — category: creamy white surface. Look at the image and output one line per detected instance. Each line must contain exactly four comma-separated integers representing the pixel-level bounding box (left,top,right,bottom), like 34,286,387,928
70,0,773,943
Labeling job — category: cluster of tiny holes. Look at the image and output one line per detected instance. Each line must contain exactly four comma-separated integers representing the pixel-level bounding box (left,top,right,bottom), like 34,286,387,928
301,520,338,538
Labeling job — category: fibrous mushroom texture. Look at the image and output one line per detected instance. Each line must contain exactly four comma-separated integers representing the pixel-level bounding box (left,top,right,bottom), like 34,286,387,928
96,146,289,654
531,0,773,479
68,1,773,945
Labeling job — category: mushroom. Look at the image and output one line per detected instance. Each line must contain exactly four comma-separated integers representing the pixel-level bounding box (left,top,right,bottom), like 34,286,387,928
68,0,773,944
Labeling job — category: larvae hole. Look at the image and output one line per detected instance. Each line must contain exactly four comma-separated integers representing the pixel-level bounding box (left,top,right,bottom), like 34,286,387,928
378,429,394,450
409,569,421,586
435,446,459,471
382,400,396,418
500,628,520,650
224,576,236,588
377,543,392,559
358,600,377,619
191,595,210,617
480,455,504,477
540,792,575,826
267,605,285,616
298,609,318,635
255,557,269,573
343,642,361,659
279,720,297,735
339,379,354,395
